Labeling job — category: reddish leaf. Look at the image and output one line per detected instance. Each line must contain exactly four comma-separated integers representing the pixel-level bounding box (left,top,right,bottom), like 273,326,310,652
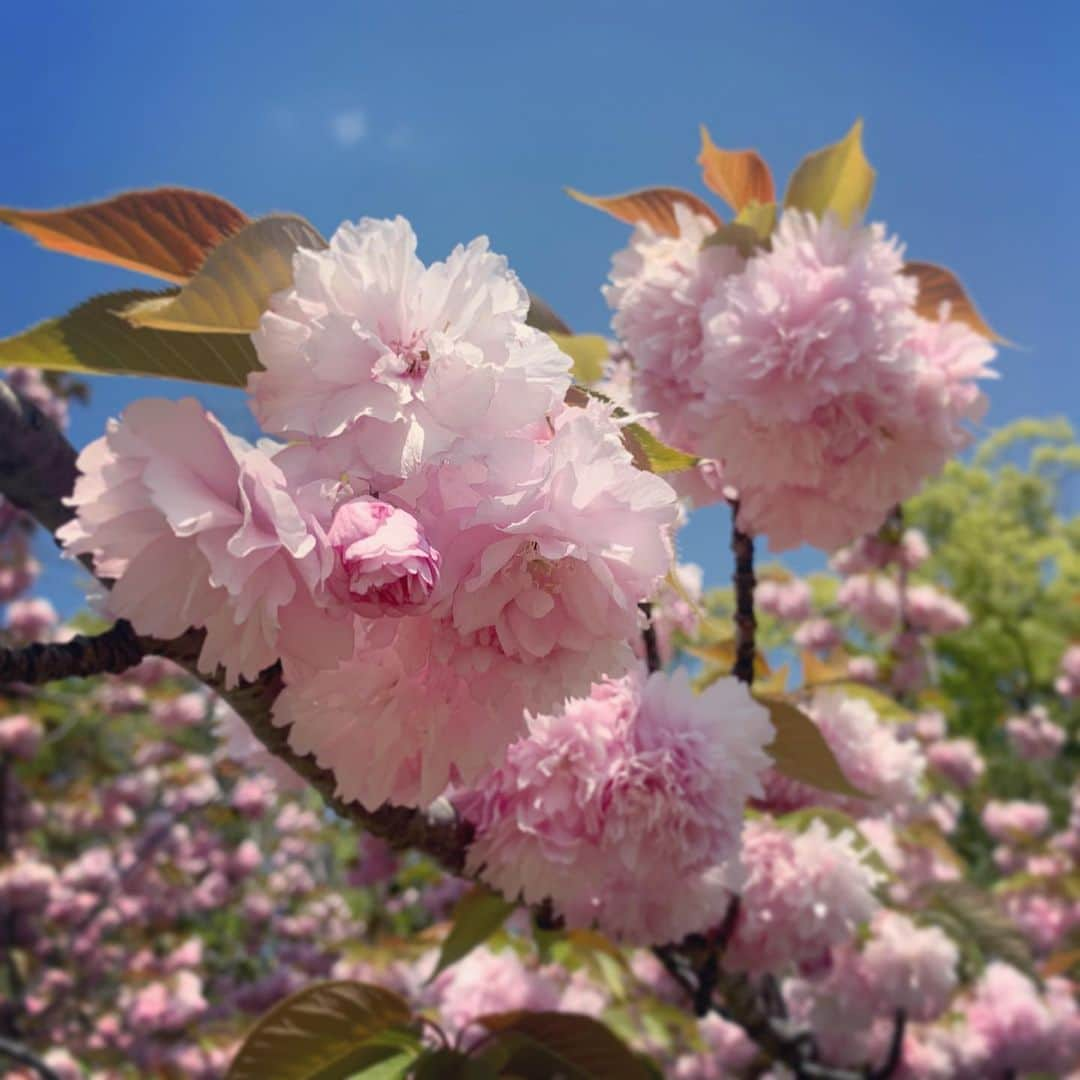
697,125,775,212
567,186,720,235
0,188,248,282
904,261,1004,342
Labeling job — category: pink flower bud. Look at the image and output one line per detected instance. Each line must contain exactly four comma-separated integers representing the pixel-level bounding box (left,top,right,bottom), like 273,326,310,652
326,497,440,615
0,714,43,758
5,597,58,642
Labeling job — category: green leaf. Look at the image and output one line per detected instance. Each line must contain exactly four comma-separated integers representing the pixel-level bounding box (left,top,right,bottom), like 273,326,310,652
923,882,1036,978
0,187,248,282
414,1049,499,1080
735,201,777,241
550,333,609,385
702,222,762,258
226,981,414,1080
757,695,869,799
120,214,326,333
623,424,699,474
565,386,699,475
348,1046,420,1080
474,1012,654,1080
784,119,875,225
704,200,777,256
0,290,259,386
428,887,515,983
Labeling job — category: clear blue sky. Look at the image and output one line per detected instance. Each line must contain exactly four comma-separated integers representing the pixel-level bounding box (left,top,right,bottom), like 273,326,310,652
2,2,1077,615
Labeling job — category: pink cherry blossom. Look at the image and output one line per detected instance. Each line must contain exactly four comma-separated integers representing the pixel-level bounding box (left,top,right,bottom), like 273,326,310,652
724,818,882,974
960,963,1080,1076
4,597,58,641
831,528,931,575
249,216,571,469
1055,643,1080,699
58,397,353,686
759,690,925,816
604,204,744,456
459,669,773,944
926,738,985,789
326,496,440,616
0,714,44,758
1005,706,1066,761
980,799,1050,843
755,577,812,622
905,585,970,635
682,210,996,550
837,574,901,634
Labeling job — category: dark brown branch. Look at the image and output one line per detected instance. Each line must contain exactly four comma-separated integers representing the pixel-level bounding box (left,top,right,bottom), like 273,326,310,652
867,1010,907,1080
0,621,145,685
0,1037,62,1080
729,500,757,686
0,384,472,874
639,601,662,674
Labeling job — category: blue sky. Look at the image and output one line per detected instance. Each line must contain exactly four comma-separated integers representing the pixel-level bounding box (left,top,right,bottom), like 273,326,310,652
2,2,1077,615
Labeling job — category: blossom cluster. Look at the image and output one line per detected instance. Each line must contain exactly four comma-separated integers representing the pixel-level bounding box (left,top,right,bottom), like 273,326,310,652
606,207,997,550
57,219,679,809
457,669,774,943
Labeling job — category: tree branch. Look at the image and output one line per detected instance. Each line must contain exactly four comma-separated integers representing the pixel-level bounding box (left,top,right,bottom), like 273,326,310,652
729,500,757,687
0,383,472,874
0,382,901,1077
0,1037,62,1080
0,621,145,685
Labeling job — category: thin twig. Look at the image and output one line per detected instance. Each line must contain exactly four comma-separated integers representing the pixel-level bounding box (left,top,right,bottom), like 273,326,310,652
867,1010,907,1080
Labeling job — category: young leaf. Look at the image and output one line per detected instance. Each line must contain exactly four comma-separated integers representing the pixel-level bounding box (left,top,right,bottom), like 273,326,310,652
120,215,326,333
0,290,259,386
702,222,762,258
566,187,720,236
550,333,609,385
225,980,414,1080
697,125,775,212
474,1011,654,1080
0,188,248,282
784,119,876,226
903,261,1004,342
799,649,848,687
757,695,869,799
735,200,777,242
686,639,770,679
622,424,699,474
428,886,515,982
